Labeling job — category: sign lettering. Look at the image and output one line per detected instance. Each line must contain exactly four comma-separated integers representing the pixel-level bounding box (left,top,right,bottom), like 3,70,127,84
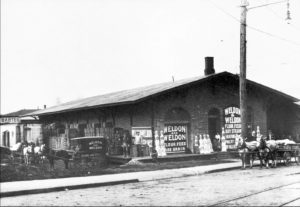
0,117,20,124
164,124,187,153
224,106,241,150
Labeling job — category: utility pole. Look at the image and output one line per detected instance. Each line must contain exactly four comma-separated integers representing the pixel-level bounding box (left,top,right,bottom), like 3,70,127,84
240,0,248,141
238,0,290,141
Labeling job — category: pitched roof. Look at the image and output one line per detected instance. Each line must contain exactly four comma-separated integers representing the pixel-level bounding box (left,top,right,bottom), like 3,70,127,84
27,71,299,116
1,109,38,117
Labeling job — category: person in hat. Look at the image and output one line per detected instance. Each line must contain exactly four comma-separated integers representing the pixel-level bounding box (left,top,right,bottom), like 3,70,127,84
247,130,256,142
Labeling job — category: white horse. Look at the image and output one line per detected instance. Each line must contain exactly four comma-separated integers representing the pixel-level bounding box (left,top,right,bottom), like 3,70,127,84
10,142,22,161
23,144,35,165
34,144,46,164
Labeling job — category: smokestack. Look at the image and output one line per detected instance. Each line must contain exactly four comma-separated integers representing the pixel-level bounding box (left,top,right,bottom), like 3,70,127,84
44,105,47,109
204,57,215,76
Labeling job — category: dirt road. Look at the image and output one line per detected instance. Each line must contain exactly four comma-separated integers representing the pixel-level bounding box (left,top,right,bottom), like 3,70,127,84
1,165,300,206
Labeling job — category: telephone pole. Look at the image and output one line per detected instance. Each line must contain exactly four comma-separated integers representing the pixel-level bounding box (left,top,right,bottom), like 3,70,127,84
239,0,290,141
240,0,248,140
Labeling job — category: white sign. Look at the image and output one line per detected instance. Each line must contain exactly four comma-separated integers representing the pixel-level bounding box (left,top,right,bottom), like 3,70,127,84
0,117,20,124
224,106,241,150
131,127,152,138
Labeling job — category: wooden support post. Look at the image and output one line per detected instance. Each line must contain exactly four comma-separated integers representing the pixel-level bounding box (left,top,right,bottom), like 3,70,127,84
151,101,155,151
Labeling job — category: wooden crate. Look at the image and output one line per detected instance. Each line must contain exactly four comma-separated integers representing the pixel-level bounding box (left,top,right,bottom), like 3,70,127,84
130,145,139,157
140,145,150,156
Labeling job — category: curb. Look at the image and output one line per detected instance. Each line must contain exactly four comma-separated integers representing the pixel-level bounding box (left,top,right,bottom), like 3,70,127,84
0,163,244,198
0,179,139,198
204,163,262,174
204,166,241,174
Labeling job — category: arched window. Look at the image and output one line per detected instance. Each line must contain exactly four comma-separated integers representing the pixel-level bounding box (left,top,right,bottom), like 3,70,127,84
164,107,191,123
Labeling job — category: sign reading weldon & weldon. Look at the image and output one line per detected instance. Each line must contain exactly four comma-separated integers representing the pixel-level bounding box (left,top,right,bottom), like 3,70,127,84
163,124,187,153
224,106,241,150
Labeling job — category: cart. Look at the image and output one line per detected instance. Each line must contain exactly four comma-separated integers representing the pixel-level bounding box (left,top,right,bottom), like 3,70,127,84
276,143,300,166
69,136,108,167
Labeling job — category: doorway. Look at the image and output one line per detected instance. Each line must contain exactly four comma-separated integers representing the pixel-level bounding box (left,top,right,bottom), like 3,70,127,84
208,108,221,151
2,131,10,147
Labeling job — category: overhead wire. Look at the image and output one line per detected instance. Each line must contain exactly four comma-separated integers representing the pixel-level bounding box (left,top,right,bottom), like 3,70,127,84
247,25,300,46
264,1,300,31
207,0,300,46
247,0,287,10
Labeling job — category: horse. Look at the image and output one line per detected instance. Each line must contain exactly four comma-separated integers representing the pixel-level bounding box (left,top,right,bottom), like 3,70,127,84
235,136,260,169
23,142,35,165
34,144,47,164
9,142,22,161
258,137,278,168
42,145,72,170
1,146,11,160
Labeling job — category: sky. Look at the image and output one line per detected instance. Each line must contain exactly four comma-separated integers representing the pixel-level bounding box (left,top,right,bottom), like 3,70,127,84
1,0,300,114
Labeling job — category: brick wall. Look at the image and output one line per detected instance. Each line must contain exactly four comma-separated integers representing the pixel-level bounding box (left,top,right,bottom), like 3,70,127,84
40,77,298,152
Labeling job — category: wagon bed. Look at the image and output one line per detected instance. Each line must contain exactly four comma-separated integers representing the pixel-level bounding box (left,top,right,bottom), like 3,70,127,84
276,143,300,165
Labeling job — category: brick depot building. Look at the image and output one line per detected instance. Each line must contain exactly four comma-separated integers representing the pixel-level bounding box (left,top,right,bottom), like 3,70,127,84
28,57,299,158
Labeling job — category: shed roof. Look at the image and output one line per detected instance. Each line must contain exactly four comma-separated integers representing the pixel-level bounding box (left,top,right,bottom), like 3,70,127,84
1,109,38,117
27,71,299,116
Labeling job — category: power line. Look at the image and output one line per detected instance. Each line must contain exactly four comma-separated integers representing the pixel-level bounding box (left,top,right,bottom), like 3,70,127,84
207,0,300,46
247,25,300,46
248,0,287,10
207,0,240,22
264,4,300,32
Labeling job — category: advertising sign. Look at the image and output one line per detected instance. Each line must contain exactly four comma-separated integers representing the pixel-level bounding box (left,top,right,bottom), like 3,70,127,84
72,137,107,153
131,127,152,138
164,124,187,153
224,106,241,150
0,117,20,124
88,140,104,151
131,127,152,146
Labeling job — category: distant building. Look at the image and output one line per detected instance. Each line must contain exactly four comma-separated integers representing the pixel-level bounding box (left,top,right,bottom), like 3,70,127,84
28,57,299,158
0,109,42,147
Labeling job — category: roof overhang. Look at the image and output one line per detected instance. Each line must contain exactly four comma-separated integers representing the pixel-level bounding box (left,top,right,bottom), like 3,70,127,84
26,71,299,117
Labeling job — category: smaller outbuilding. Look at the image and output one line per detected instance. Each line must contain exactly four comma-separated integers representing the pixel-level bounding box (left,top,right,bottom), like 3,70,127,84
0,109,42,147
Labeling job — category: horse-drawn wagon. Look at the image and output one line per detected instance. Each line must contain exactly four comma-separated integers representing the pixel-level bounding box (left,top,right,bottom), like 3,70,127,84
276,143,300,165
69,136,108,167
235,135,300,169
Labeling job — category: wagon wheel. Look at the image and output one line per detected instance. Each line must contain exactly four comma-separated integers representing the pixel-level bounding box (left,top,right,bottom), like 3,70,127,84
283,151,291,166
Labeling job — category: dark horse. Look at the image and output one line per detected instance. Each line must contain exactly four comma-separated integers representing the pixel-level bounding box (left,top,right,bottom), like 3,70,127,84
42,145,72,170
258,137,278,168
235,136,260,169
1,146,11,159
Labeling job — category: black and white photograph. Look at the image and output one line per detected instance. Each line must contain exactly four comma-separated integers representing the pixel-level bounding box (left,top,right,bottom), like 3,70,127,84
1,0,300,206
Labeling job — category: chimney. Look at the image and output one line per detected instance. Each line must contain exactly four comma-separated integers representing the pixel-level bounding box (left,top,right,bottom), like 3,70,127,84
204,56,215,76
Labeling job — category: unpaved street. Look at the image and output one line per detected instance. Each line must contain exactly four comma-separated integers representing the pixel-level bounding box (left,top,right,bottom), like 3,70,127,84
1,165,300,206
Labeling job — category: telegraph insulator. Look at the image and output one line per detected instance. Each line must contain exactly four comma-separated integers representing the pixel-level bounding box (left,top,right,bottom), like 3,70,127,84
286,0,291,24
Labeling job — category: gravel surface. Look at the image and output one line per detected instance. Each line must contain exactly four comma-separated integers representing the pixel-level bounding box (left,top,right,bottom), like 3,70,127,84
1,165,300,206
